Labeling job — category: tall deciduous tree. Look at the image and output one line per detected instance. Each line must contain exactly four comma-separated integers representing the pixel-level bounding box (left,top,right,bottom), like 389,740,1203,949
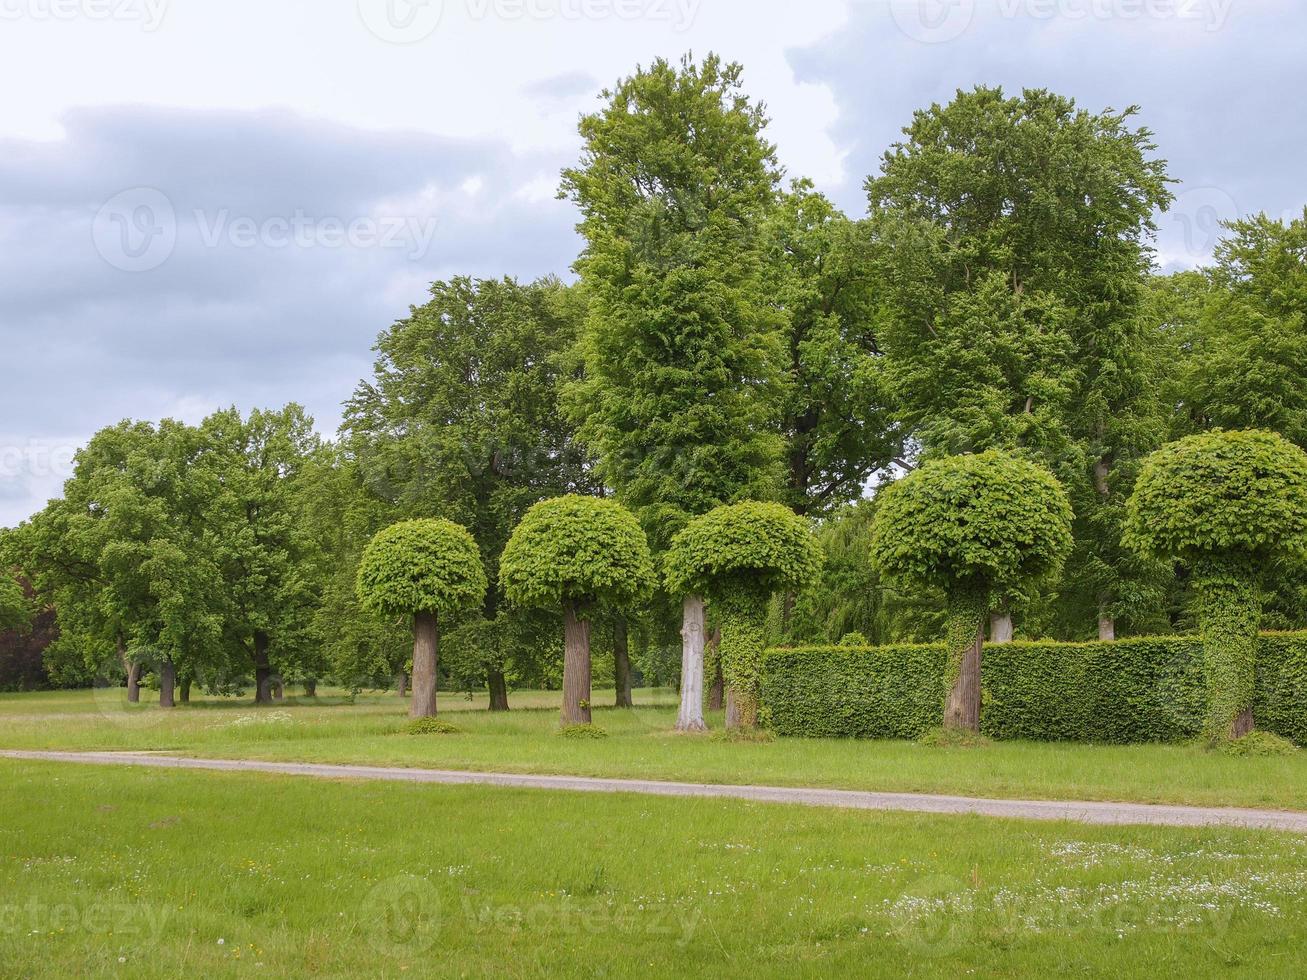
560,54,788,727
344,276,592,709
867,86,1173,639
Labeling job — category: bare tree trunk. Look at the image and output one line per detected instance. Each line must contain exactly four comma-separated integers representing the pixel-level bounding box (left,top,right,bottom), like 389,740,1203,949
1098,615,1116,642
118,636,141,704
271,679,284,701
675,595,706,732
179,676,191,704
394,671,408,698
410,611,439,719
487,668,510,711
707,629,723,711
613,616,633,708
989,610,1013,643
158,659,176,708
561,602,592,726
303,679,317,697
253,630,273,705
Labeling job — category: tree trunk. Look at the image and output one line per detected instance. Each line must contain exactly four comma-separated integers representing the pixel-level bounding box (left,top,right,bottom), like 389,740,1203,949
410,611,439,719
707,629,723,711
943,590,986,732
158,659,176,708
179,676,192,704
989,610,1013,644
487,668,509,711
561,602,592,726
303,679,317,697
271,679,284,701
675,595,706,732
253,630,273,705
613,616,633,708
1097,615,1116,642
1195,561,1259,742
119,636,141,704
394,671,408,698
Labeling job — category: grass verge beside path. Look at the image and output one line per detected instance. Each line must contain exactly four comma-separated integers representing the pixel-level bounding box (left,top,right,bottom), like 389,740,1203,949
3,759,1306,978
1,688,1304,811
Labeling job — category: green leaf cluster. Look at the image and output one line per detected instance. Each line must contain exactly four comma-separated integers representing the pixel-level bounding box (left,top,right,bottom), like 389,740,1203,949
356,519,487,620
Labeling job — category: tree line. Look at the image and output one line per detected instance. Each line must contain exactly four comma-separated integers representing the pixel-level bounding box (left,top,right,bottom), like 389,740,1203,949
2,53,1305,711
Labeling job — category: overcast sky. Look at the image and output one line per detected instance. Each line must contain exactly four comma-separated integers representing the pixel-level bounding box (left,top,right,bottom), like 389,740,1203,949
1,0,1303,527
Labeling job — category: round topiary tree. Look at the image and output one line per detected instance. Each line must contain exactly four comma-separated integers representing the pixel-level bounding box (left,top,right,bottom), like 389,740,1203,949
357,518,488,719
665,501,822,731
870,451,1073,732
1124,429,1307,742
499,495,654,726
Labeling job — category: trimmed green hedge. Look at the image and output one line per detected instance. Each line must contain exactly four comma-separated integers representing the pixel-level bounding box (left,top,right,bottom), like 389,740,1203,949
761,633,1307,744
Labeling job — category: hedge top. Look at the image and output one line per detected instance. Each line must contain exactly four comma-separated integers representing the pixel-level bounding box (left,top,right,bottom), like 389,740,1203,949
663,500,822,600
869,450,1073,596
1125,429,1307,567
499,494,655,611
356,518,488,619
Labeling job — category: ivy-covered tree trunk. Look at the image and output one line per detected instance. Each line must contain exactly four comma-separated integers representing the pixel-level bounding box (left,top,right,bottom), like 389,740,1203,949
561,602,592,726
943,588,987,732
1194,559,1259,741
410,611,439,719
487,668,509,711
613,615,633,708
719,594,767,731
675,596,706,732
158,659,176,708
706,628,723,711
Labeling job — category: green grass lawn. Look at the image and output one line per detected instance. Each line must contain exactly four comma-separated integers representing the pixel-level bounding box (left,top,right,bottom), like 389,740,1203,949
1,687,1304,810
2,758,1305,978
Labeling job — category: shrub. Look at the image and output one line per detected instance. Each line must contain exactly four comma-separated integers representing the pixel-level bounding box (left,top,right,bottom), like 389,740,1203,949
555,723,609,739
1126,429,1307,741
761,633,1307,745
870,451,1073,731
665,501,822,730
1217,731,1298,758
838,632,868,647
405,717,460,735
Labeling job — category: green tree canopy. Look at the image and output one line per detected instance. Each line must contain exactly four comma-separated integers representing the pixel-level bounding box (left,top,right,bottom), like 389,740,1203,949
356,519,488,620
499,496,654,613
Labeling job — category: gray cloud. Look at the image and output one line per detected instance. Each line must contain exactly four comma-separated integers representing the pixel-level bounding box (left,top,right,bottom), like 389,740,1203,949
0,106,581,526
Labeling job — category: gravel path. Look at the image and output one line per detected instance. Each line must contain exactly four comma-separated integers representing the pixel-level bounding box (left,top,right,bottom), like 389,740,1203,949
4,748,1304,832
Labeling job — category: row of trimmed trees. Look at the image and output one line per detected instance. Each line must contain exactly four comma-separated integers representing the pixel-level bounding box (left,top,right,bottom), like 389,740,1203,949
869,430,1307,744
356,497,821,729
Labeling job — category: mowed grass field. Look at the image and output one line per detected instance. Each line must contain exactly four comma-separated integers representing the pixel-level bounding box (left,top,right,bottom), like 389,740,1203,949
1,687,1305,810
3,758,1307,978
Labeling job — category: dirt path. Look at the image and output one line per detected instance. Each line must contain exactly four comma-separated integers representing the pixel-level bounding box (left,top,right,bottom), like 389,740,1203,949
4,748,1304,832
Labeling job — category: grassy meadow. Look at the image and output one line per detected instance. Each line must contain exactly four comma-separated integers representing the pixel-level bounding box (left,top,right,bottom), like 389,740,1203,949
0,686,1305,810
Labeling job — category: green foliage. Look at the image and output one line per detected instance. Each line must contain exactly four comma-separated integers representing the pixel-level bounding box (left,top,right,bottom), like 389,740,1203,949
1125,429,1307,566
838,632,868,647
499,496,654,612
560,53,786,545
356,519,487,620
763,635,1307,745
664,501,822,602
555,723,608,739
405,717,461,735
0,574,28,633
870,451,1074,600
1217,731,1298,758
